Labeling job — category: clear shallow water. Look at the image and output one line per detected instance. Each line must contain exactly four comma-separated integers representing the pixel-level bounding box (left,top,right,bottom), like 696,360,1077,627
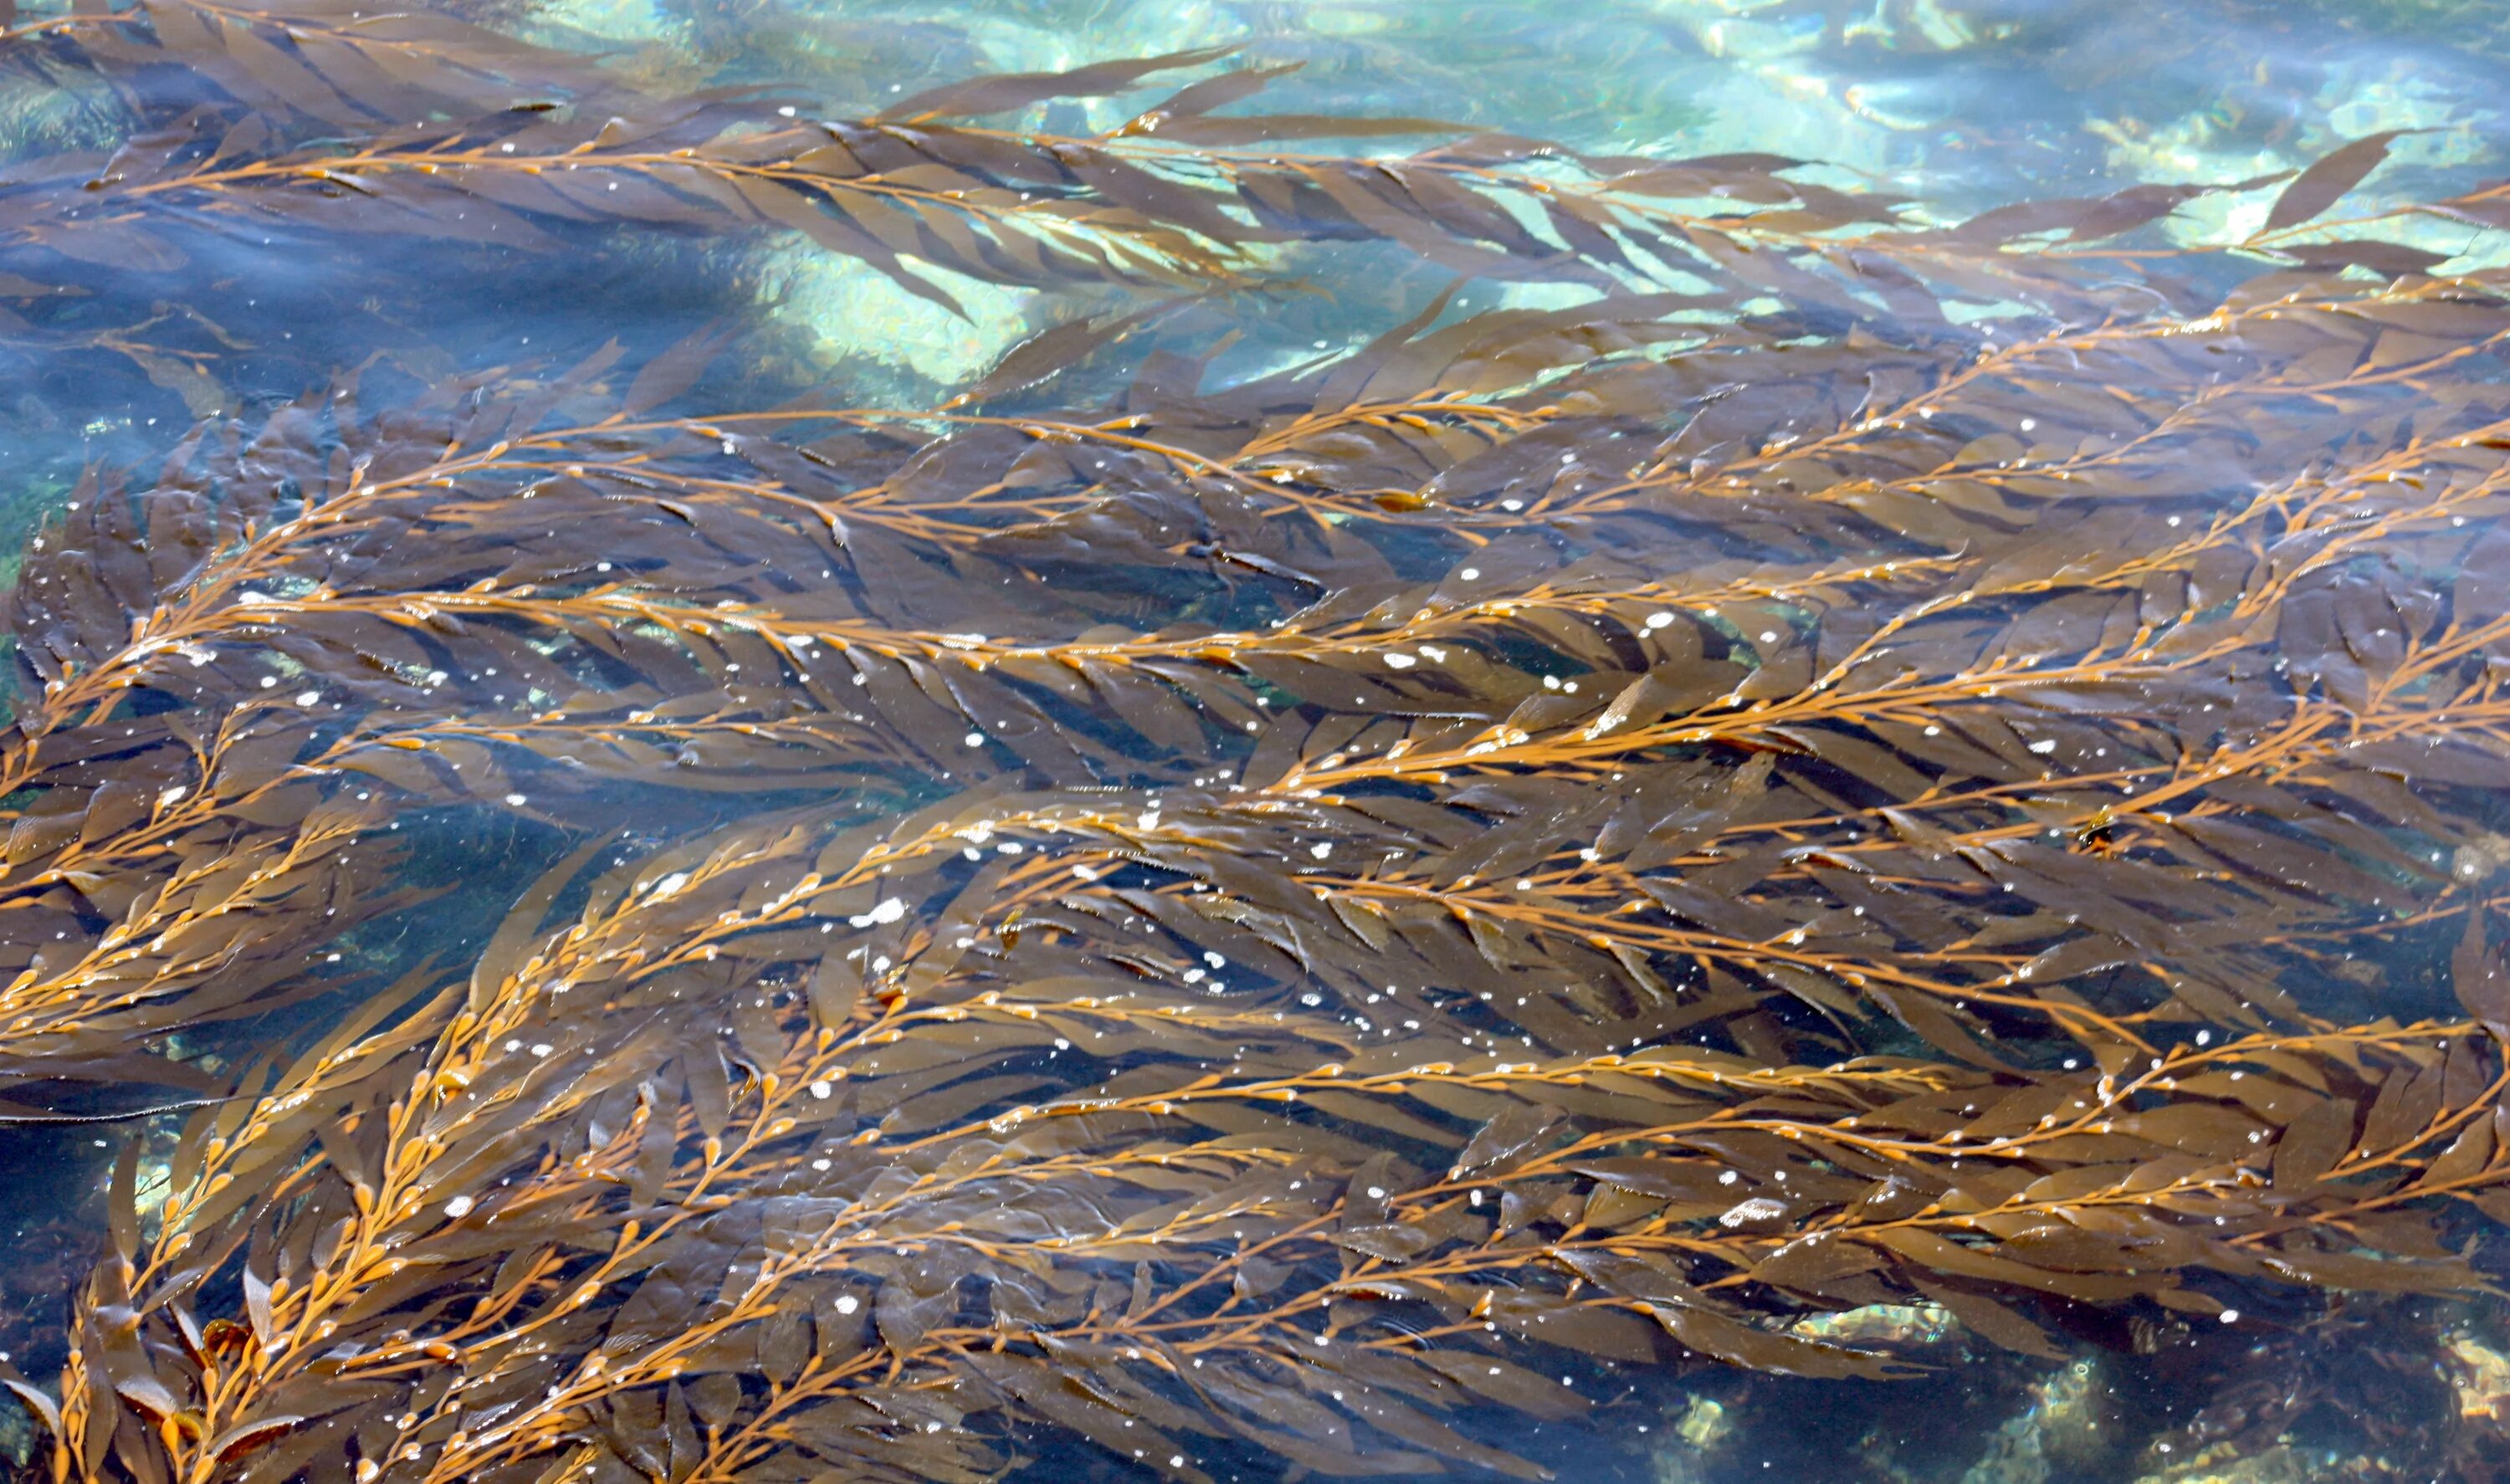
6,0,2508,488
3,3,2510,1483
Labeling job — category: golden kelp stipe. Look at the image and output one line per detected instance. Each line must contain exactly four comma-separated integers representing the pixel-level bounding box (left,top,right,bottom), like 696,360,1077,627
3,8,2510,1482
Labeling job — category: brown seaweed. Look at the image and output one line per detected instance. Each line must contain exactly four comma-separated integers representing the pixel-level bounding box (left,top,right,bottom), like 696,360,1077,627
0,13,2507,1484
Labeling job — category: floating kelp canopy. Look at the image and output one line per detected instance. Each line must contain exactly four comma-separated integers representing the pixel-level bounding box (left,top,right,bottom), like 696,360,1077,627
2,3,2509,1481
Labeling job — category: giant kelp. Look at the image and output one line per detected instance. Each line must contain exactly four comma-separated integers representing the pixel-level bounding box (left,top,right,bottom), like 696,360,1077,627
2,4,2510,1482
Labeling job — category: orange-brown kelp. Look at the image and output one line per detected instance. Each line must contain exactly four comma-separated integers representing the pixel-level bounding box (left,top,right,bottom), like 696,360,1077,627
2,8,2510,1482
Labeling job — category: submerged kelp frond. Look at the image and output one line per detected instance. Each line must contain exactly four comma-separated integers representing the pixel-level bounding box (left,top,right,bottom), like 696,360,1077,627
1,22,2509,1484
12,22,2470,323
0,0,602,125
8,20,2495,429
42,811,2502,1483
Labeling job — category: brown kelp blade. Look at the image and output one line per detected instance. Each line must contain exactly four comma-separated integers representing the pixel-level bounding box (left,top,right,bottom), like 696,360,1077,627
2,29,2510,1484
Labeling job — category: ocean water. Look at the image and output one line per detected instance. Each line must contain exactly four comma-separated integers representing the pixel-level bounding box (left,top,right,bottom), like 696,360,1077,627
7,0,2509,494
3,3,2510,1483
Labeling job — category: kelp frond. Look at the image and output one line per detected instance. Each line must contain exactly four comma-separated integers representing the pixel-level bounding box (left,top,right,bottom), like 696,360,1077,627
0,22,2507,1484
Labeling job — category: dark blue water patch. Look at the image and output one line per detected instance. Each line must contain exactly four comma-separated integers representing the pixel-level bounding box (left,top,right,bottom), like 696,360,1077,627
0,196,771,501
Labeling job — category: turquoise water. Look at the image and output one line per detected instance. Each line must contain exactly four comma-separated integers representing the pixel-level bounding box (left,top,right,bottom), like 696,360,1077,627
4,3,2510,1483
6,0,2507,489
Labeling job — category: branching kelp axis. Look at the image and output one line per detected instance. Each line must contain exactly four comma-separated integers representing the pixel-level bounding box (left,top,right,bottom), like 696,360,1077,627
3,2,2510,1481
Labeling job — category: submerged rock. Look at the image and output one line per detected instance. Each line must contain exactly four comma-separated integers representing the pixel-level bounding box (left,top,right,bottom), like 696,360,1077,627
0,1389,30,1472
2126,1441,2387,1483
0,59,124,163
1651,1395,1734,1484
757,246,1042,399
1789,1302,1963,1349
1957,1359,2112,1484
2087,56,2495,260
2443,1326,2510,1424
516,0,689,48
